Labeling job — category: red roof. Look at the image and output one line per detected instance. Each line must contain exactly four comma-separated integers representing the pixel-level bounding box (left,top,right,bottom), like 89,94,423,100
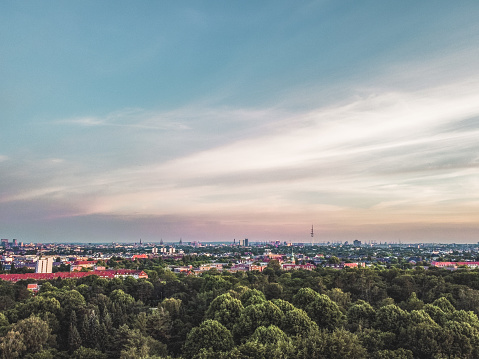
0,269,148,282
73,260,97,265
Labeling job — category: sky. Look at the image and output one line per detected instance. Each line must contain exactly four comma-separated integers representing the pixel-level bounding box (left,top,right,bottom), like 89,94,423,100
1,1,479,243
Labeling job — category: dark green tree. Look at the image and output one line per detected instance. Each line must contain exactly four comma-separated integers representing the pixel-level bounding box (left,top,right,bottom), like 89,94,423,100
183,320,234,359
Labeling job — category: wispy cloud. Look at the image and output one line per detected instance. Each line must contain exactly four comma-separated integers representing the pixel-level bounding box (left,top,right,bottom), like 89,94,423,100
56,108,192,131
9,77,473,234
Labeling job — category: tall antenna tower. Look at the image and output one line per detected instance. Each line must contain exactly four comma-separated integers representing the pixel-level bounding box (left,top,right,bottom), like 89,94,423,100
311,225,314,238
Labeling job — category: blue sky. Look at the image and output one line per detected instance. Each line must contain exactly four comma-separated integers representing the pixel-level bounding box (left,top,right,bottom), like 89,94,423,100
1,1,479,243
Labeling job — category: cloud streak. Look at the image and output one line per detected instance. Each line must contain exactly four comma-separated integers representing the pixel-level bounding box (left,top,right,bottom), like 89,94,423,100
3,76,478,243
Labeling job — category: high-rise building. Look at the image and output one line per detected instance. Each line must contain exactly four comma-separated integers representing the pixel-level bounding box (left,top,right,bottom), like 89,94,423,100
12,239,18,247
244,238,249,247
1,239,8,247
35,257,53,273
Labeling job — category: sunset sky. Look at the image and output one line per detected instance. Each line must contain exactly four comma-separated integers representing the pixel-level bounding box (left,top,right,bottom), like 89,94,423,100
2,1,479,243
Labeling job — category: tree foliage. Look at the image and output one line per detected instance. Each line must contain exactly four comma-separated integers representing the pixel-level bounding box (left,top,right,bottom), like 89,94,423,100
3,264,479,358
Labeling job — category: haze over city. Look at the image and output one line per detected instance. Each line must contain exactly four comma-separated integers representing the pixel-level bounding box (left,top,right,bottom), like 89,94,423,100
1,1,479,243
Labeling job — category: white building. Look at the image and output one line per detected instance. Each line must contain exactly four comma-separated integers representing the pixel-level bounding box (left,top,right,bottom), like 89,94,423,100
35,257,53,273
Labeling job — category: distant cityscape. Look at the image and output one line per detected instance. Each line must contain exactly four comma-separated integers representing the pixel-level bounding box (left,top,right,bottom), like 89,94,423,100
3,236,479,279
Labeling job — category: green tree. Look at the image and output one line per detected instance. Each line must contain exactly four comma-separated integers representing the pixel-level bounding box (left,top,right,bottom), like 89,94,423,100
119,329,167,359
183,320,234,359
110,289,135,307
0,330,26,359
205,293,243,330
270,298,296,314
400,322,445,359
347,300,376,331
13,315,51,354
160,297,182,319
403,292,424,311
238,325,295,359
281,307,319,338
264,283,283,300
232,301,284,342
372,348,413,359
135,280,154,304
374,304,408,334
293,288,320,310
146,307,172,342
267,259,281,272
432,296,455,314
71,346,107,359
68,311,82,352
320,329,367,359
305,294,345,330
357,328,396,353
441,320,479,359
0,313,9,327
326,288,352,312
240,288,266,306
297,329,366,359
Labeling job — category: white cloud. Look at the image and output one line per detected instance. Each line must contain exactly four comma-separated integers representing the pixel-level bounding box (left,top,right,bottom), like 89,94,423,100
4,77,479,234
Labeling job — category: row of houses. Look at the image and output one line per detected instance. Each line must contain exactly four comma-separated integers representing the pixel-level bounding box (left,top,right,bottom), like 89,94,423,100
0,269,148,282
430,261,479,269
171,262,319,275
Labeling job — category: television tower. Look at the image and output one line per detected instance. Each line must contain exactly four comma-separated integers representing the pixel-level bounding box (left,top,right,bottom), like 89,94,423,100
311,225,314,238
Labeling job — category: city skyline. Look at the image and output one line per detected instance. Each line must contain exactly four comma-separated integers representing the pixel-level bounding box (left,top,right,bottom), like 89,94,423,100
2,1,479,243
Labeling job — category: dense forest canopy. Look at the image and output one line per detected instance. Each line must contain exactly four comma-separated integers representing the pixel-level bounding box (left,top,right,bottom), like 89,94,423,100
3,265,479,358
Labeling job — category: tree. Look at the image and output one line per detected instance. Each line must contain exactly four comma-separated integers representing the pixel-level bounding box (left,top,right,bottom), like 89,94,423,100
205,293,243,330
270,298,296,313
146,307,172,342
293,288,320,310
68,311,82,352
347,300,376,331
305,294,345,330
71,346,107,359
0,330,26,359
423,304,448,326
238,325,295,359
0,313,9,327
441,320,479,359
297,329,366,359
372,348,413,359
119,329,167,359
357,328,396,353
201,276,232,294
16,296,61,320
135,280,154,304
374,305,408,334
160,297,182,319
329,256,340,265
403,292,424,311
232,301,284,342
267,259,281,272
110,289,135,307
400,322,445,359
326,288,352,312
281,307,319,338
183,320,234,359
432,296,455,313
13,315,51,354
264,283,283,300
239,288,266,306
